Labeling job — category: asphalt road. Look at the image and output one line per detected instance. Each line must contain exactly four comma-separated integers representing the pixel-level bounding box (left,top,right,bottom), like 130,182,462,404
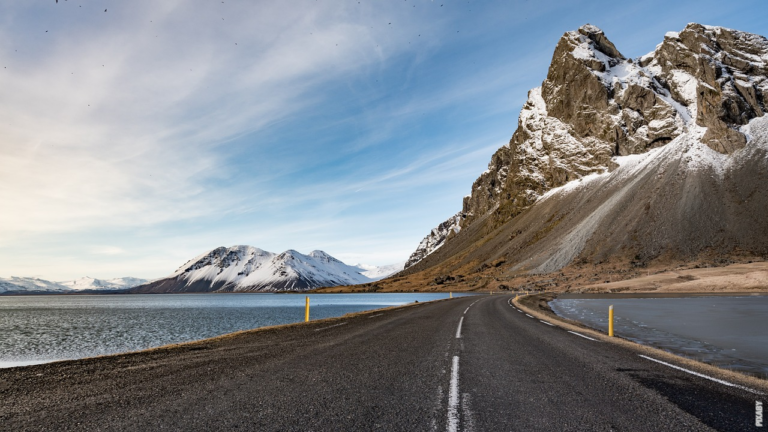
0,295,764,431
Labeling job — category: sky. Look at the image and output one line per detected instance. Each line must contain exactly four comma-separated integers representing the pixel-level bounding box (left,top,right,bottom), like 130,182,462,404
1,0,766,281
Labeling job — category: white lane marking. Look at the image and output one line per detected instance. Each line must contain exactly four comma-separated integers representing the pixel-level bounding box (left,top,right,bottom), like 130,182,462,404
447,356,460,432
638,355,764,395
314,322,347,331
463,307,470,315
517,310,523,313
525,314,534,318
540,320,554,326
568,330,598,341
455,317,464,339
368,314,383,319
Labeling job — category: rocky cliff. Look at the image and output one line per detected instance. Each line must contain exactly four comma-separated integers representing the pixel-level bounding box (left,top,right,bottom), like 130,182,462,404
404,23,768,274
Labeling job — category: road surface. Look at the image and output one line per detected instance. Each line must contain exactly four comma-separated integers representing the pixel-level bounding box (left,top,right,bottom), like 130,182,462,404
0,295,763,431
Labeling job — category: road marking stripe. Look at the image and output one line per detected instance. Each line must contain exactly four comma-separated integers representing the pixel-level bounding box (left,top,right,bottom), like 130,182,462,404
517,310,523,313
447,356,460,432
368,314,383,319
638,355,764,395
314,322,347,331
455,317,464,339
464,307,470,315
525,314,534,318
568,330,598,341
540,320,554,326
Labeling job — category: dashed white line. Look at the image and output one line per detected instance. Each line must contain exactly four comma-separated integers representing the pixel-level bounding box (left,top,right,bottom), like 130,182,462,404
455,317,464,339
314,322,347,331
368,314,383,319
540,320,554,326
517,310,523,313
567,330,598,341
638,355,764,395
525,314,534,318
447,355,460,432
463,307,470,315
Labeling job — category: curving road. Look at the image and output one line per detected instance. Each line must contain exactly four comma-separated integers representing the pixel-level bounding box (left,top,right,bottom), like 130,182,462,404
0,295,763,431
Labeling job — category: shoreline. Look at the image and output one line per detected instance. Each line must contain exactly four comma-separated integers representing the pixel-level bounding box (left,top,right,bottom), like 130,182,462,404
0,295,457,370
514,293,768,393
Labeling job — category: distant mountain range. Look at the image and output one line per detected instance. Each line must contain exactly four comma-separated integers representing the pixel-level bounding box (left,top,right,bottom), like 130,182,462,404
0,276,148,294
1,249,403,294
130,246,404,293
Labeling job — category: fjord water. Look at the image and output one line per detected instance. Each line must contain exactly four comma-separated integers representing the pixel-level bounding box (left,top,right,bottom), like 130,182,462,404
0,293,469,368
550,296,768,378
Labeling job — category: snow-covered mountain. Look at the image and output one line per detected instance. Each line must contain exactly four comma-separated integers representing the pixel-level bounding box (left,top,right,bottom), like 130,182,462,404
0,276,148,293
0,277,72,293
132,246,398,293
353,261,406,280
60,276,148,291
403,23,768,275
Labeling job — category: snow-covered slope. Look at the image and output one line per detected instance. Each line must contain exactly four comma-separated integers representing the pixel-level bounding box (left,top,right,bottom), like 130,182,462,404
354,261,406,280
133,246,382,293
0,277,71,293
404,212,462,269
59,276,147,291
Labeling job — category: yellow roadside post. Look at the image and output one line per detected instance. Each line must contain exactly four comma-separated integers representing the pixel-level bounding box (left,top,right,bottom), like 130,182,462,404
608,305,614,337
305,296,310,322
450,292,453,299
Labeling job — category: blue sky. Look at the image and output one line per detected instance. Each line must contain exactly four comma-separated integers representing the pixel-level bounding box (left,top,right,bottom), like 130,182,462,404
1,0,766,280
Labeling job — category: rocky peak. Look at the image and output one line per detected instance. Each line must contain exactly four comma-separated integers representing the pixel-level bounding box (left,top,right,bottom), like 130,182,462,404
407,23,768,269
577,24,625,60
308,250,342,263
643,23,768,153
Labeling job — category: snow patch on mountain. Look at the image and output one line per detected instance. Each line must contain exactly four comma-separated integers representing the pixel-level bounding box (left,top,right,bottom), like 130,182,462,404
0,277,71,293
160,245,386,292
354,262,406,280
404,212,462,269
59,276,148,291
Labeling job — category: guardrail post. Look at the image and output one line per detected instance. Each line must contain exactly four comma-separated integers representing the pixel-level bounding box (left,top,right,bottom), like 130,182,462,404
450,292,453,299
305,296,310,322
608,305,614,337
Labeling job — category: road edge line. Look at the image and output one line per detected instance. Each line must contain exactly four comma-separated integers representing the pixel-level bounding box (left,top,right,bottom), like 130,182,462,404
512,294,768,394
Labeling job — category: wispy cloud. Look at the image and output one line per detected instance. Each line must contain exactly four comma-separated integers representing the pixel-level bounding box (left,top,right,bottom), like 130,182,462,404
0,1,428,240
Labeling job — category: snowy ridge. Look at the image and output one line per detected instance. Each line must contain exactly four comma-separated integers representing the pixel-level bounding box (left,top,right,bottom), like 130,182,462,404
0,277,71,293
354,261,406,280
59,276,147,291
0,276,148,293
152,245,395,292
404,212,462,269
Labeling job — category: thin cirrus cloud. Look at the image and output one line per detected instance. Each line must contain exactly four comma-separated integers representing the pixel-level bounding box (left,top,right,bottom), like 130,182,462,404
0,1,475,279
0,3,424,235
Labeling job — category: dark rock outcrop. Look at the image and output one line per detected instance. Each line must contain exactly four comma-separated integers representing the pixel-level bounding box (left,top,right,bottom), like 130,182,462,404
404,23,768,274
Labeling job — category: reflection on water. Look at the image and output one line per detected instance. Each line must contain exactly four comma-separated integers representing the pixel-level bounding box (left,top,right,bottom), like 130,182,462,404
550,296,768,378
0,293,469,367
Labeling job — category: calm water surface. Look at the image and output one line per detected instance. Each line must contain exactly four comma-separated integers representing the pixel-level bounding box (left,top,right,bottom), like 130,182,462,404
550,295,768,378
0,293,470,368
